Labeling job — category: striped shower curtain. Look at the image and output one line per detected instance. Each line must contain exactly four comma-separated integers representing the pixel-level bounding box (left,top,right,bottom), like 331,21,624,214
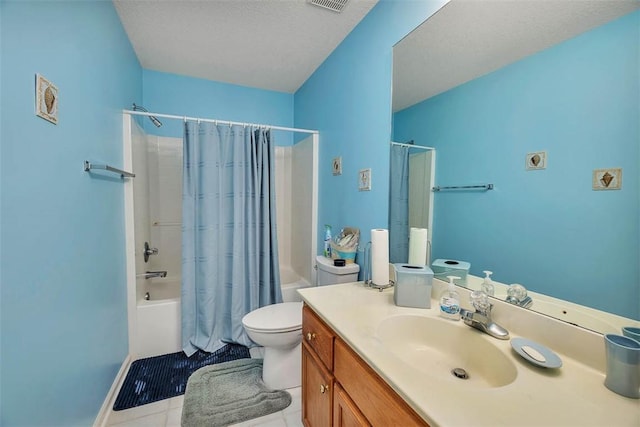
181,121,282,356
389,144,410,263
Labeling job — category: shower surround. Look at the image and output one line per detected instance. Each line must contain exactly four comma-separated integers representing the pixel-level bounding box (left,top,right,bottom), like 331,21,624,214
123,115,317,358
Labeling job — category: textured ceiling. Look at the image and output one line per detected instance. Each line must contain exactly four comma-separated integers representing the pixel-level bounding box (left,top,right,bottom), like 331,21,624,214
113,0,378,93
393,0,640,112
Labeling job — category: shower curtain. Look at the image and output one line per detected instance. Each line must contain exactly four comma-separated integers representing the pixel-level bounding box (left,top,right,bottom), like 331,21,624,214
181,121,282,356
389,145,410,263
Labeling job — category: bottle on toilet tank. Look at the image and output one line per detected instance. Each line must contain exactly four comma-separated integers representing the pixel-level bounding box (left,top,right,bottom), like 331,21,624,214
323,225,332,258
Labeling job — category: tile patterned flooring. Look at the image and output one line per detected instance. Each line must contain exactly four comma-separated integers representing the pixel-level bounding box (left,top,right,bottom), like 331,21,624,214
104,353,303,427
105,387,302,427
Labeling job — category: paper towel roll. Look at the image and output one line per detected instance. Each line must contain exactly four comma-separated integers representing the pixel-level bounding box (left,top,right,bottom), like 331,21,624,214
371,229,389,286
408,227,428,266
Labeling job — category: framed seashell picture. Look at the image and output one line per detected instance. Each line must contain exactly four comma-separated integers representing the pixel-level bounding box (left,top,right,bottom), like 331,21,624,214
593,168,622,191
35,73,58,124
525,151,546,170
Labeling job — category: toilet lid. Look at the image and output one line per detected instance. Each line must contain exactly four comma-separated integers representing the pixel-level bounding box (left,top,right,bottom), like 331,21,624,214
242,302,303,333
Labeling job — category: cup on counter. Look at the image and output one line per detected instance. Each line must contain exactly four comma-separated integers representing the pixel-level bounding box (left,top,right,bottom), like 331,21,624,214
603,334,640,399
622,326,640,344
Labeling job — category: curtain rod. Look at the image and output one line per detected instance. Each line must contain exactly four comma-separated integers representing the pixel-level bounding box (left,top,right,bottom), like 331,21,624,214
391,141,434,150
123,110,319,135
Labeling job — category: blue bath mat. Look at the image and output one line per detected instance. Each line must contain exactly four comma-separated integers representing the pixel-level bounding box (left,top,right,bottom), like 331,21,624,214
113,344,250,411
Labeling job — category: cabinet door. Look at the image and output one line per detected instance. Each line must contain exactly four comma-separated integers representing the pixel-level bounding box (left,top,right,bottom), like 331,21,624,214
302,341,333,427
303,305,335,371
333,383,371,427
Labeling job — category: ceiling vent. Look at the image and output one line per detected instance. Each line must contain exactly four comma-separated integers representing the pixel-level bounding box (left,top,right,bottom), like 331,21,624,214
308,0,349,13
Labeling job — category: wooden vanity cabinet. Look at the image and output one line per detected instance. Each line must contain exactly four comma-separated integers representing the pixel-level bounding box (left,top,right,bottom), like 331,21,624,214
302,304,335,427
302,304,429,427
333,383,371,427
302,342,334,427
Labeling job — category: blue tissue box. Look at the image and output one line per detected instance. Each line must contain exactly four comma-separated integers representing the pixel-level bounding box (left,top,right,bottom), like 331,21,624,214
393,264,434,309
431,259,470,285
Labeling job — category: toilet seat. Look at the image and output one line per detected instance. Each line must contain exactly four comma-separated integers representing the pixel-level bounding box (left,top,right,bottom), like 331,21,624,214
242,302,303,333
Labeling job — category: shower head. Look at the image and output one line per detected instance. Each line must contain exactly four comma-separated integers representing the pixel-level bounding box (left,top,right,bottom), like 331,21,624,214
132,103,162,127
148,115,163,128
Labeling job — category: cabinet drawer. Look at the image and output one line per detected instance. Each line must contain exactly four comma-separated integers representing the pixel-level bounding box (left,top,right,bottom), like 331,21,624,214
303,304,335,371
334,338,429,427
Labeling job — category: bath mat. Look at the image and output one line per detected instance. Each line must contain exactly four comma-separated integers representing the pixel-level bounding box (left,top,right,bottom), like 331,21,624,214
113,344,250,411
181,358,291,427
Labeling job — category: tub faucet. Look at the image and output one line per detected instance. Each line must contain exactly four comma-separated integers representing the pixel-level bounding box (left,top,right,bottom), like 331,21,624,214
138,271,167,279
460,291,509,340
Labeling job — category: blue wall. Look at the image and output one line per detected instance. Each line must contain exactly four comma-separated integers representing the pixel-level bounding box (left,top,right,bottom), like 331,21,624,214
294,0,448,271
394,11,639,319
0,1,141,425
141,69,294,146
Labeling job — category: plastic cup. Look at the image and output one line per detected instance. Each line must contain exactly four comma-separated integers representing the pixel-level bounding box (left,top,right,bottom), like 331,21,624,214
603,334,640,399
622,326,640,344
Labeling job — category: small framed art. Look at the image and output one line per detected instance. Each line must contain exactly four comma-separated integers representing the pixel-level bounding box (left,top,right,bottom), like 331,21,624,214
35,73,58,124
593,168,622,191
358,168,371,191
525,151,546,170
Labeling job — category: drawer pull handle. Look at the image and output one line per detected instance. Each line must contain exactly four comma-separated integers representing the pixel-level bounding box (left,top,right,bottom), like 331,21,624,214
320,384,329,394
306,332,316,341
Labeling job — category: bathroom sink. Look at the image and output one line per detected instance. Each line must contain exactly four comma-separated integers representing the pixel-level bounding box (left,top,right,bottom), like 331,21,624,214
376,315,517,388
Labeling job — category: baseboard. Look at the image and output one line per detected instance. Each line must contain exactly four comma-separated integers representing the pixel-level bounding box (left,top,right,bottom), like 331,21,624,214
93,354,132,427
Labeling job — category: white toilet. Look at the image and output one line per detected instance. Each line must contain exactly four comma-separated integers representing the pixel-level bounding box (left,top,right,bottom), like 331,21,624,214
241,256,359,390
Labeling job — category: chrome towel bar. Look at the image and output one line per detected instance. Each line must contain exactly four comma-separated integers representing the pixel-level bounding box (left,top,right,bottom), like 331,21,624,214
84,161,135,179
433,184,493,192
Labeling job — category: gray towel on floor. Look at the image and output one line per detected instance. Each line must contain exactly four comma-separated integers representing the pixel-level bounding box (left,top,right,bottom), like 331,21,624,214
181,358,291,427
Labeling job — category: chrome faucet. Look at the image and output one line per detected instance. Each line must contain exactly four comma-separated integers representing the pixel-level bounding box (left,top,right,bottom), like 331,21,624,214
505,283,533,308
460,291,509,340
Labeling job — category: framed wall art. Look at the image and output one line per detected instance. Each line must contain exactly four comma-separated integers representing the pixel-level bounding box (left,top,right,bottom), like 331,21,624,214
35,73,58,124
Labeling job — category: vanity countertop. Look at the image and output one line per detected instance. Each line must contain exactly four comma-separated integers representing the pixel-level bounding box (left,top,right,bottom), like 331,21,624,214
298,282,640,427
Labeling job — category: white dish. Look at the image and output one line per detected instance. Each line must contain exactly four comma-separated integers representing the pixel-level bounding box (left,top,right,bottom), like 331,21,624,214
511,337,562,368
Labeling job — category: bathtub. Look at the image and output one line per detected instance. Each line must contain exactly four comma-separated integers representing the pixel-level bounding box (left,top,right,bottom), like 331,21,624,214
136,278,182,358
135,269,310,357
280,267,312,302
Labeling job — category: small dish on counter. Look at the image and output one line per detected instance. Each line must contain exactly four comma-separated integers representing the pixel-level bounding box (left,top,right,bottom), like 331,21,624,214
511,337,562,368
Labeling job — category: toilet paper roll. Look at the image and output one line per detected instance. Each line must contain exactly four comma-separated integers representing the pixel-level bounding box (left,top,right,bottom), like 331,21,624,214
371,229,390,286
408,227,428,266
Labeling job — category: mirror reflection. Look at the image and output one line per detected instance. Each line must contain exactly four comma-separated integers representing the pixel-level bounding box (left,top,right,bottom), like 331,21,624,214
390,0,640,333
389,142,435,265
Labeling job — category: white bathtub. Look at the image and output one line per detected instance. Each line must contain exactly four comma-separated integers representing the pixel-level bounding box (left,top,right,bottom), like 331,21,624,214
135,270,310,357
280,267,312,302
136,279,182,358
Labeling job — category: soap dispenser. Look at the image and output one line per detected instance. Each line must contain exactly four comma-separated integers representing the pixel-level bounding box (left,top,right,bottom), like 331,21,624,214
439,276,461,320
481,270,495,296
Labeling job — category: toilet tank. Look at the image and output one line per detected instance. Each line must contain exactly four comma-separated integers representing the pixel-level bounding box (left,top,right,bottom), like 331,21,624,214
316,255,360,286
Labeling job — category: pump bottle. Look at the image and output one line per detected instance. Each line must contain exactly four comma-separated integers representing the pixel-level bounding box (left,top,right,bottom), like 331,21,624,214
439,276,461,321
481,270,495,296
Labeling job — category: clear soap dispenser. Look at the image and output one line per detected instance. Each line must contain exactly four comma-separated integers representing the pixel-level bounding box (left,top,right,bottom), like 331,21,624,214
439,276,461,321
481,270,495,296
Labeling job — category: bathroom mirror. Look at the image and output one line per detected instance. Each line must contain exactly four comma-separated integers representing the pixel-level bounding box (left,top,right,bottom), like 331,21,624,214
390,0,640,333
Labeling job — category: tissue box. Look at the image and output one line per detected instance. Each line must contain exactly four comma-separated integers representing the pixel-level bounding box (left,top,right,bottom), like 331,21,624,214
393,264,434,309
431,259,470,285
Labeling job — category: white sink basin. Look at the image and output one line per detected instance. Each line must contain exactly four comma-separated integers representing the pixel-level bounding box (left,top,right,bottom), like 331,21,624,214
377,315,517,389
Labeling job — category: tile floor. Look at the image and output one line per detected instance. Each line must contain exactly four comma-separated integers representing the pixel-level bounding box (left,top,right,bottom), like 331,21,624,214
105,387,302,427
104,351,303,427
